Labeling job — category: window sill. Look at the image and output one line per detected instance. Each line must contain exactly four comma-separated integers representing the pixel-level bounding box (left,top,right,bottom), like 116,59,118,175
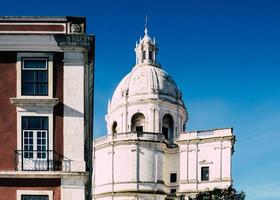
10,97,59,108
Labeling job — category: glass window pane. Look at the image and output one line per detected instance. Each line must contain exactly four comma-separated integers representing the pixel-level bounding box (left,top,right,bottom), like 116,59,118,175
24,131,28,137
37,71,48,82
28,117,42,129
201,167,209,181
37,83,48,95
22,118,28,129
22,83,35,95
22,195,49,200
23,59,47,69
42,118,48,129
22,71,35,82
22,117,48,130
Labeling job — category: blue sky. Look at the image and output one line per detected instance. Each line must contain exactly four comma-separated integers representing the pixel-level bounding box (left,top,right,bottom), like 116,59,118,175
1,0,280,199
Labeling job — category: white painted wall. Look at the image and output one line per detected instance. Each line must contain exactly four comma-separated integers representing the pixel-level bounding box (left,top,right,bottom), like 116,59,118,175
63,51,85,172
93,129,234,199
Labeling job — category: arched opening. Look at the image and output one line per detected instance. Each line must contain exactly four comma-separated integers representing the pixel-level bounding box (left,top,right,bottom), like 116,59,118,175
112,121,117,134
162,114,174,139
183,124,186,132
131,113,145,132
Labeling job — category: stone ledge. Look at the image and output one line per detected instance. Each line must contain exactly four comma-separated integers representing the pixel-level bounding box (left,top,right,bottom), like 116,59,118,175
0,170,88,179
10,97,59,108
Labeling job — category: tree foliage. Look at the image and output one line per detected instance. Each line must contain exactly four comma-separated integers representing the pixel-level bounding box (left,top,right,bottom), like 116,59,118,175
188,186,245,200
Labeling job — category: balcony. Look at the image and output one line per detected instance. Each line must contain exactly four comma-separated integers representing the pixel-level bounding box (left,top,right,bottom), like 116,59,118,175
15,150,71,172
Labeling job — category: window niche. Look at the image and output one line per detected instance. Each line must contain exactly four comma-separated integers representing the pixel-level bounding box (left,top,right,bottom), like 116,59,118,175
162,114,174,139
131,113,145,132
112,121,117,134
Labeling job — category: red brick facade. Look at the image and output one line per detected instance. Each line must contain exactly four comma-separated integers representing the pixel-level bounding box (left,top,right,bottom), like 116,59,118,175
0,52,17,171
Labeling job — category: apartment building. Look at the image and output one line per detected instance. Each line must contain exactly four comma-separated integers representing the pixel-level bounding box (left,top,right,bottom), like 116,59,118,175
0,16,94,200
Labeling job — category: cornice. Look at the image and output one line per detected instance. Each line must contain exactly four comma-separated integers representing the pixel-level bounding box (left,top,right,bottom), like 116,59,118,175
10,97,59,108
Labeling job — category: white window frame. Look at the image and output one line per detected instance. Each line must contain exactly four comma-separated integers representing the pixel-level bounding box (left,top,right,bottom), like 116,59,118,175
22,129,48,160
17,112,53,158
17,53,53,98
17,190,53,200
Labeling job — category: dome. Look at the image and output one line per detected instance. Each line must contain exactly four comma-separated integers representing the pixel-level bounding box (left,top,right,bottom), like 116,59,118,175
110,64,183,109
105,25,187,136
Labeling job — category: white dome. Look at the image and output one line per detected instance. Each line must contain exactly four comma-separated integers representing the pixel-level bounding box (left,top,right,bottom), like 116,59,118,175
106,27,187,136
110,64,183,109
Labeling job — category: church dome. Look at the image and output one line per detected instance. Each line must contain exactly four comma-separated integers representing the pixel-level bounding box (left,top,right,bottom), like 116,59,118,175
110,64,182,109
109,26,184,110
106,24,187,137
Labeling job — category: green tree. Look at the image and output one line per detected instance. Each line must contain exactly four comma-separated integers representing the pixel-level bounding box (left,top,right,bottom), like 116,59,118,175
188,186,245,200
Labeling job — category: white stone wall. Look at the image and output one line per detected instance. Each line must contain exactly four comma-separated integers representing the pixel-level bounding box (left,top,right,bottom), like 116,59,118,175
93,140,166,199
63,51,85,172
164,149,180,191
61,176,86,200
93,129,234,199
178,129,233,194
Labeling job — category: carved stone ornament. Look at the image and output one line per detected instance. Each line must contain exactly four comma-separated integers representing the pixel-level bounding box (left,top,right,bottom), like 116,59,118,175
71,23,82,33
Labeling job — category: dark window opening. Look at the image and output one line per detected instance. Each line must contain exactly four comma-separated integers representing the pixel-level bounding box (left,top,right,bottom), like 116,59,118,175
162,127,168,139
112,122,117,134
143,51,146,60
170,173,177,183
149,50,153,60
162,114,174,140
136,126,143,132
21,195,49,200
131,113,145,132
170,189,176,194
22,58,48,96
201,166,209,181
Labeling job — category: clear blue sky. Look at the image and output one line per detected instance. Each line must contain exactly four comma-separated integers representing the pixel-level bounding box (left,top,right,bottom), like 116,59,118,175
1,0,280,199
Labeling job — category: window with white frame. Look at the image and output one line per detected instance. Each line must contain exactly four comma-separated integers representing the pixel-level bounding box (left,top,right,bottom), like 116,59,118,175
21,58,48,96
21,116,49,171
17,190,53,200
22,116,48,158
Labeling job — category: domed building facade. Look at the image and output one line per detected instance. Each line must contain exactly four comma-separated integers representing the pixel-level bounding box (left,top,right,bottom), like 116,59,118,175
93,27,235,200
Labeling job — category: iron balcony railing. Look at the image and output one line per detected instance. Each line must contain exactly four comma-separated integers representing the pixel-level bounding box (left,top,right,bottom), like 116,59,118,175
15,150,71,171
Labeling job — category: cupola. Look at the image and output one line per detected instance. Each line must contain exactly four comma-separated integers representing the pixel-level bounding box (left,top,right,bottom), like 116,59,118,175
135,25,158,66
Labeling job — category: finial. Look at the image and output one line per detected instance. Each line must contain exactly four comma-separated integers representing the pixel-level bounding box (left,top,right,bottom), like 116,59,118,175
144,15,148,36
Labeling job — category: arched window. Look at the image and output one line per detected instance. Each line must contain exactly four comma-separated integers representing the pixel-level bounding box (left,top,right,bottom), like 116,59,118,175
112,121,117,134
162,114,174,139
131,113,145,132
